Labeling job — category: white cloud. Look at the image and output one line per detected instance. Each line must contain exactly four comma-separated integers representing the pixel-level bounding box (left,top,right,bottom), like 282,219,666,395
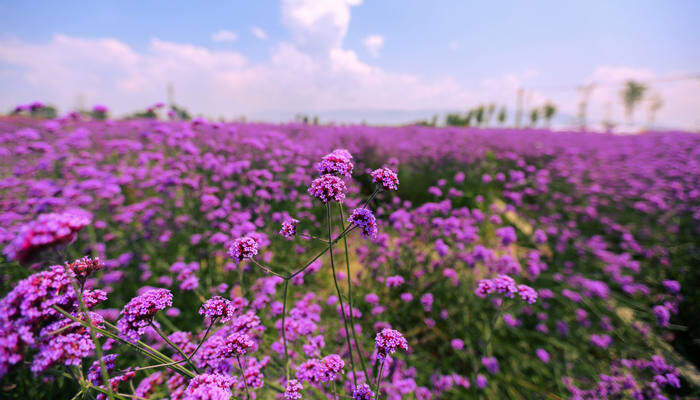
0,1,697,129
281,0,362,53
210,29,238,43
362,34,384,58
251,26,268,40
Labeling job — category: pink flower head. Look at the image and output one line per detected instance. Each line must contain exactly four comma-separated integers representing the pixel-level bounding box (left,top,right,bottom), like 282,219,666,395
227,236,259,264
317,150,354,177
375,328,408,361
280,219,299,239
308,174,347,203
371,168,399,191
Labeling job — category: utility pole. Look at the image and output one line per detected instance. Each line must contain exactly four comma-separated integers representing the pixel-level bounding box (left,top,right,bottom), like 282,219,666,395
577,83,595,131
167,82,174,107
515,88,524,128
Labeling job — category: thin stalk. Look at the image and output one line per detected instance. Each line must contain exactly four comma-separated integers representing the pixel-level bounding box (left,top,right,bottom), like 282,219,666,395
282,279,290,381
375,360,385,399
189,318,218,360
360,188,381,209
327,203,357,389
130,359,188,372
52,306,195,378
288,225,357,279
236,356,251,399
338,203,370,381
249,259,288,279
67,275,115,400
150,322,200,373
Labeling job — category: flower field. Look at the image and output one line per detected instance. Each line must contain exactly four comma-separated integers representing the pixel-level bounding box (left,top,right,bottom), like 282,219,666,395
0,116,698,399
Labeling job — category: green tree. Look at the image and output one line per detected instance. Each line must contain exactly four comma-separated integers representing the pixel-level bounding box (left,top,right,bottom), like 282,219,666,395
621,80,647,125
497,106,507,126
529,108,540,127
542,102,557,128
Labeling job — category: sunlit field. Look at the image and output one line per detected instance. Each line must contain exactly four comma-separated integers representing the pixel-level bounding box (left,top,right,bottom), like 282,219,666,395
0,113,698,399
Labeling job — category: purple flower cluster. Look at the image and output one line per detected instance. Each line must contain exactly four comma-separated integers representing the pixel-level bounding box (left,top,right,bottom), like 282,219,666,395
317,150,354,177
295,354,345,383
348,208,378,238
199,296,235,322
117,288,173,343
227,236,260,264
308,174,347,203
66,256,103,281
3,210,91,263
375,328,408,361
0,263,107,376
352,383,375,400
216,332,255,358
184,373,236,400
370,167,399,191
280,218,299,239
475,274,538,304
284,379,303,400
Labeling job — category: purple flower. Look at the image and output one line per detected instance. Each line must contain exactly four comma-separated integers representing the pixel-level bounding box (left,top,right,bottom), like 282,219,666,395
317,150,354,177
375,328,408,361
590,334,612,348
386,275,405,288
495,226,517,246
662,280,681,294
199,296,234,322
481,356,499,374
451,339,464,351
4,210,91,263
352,383,375,400
280,219,299,239
517,284,538,304
183,373,235,400
216,332,255,358
476,374,488,389
371,168,399,191
535,348,550,363
117,288,173,343
308,174,347,203
66,256,103,282
226,236,260,264
348,208,378,238
492,274,518,297
88,354,117,385
284,379,303,400
420,293,434,312
653,305,670,327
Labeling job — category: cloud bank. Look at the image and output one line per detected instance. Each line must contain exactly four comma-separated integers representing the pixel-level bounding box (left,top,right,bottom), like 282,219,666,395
0,0,697,129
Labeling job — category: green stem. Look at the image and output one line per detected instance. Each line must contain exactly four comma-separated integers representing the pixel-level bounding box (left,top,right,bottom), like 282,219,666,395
150,322,200,373
327,203,357,389
236,356,251,399
67,275,115,400
338,203,370,382
52,306,195,378
282,279,291,381
189,318,218,360
375,360,385,399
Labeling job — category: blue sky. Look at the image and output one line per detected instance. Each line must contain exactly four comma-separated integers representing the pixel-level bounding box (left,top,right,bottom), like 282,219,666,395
1,0,699,128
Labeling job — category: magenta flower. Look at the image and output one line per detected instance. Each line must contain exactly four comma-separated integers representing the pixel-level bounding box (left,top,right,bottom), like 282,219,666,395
308,174,347,203
280,219,299,239
352,383,375,400
4,210,91,263
227,236,260,264
371,168,399,191
183,373,235,400
375,328,408,361
348,208,378,238
199,296,234,322
317,150,354,177
284,379,303,400
216,332,255,358
117,288,173,343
